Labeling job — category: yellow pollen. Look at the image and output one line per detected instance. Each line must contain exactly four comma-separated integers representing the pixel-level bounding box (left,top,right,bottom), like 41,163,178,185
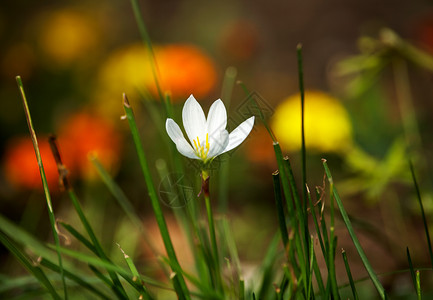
194,134,210,160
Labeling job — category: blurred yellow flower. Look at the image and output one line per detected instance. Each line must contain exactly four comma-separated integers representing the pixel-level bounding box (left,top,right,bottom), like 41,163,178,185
94,43,217,117
36,9,100,66
271,91,353,153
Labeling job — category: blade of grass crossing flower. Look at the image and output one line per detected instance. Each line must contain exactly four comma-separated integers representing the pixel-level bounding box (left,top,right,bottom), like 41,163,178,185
416,270,422,300
323,159,386,299
123,94,190,299
0,232,61,300
129,0,164,101
297,45,312,290
15,76,67,299
118,244,153,300
327,163,340,300
342,249,359,300
409,161,433,269
273,171,289,247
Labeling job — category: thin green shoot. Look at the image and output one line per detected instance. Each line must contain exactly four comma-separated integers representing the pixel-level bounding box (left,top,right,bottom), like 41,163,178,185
0,232,61,300
409,161,433,269
15,76,67,299
129,0,164,101
342,249,359,300
323,159,386,299
122,93,190,299
407,247,417,293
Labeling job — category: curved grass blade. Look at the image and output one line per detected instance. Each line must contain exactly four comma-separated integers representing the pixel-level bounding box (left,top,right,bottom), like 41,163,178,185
273,171,289,247
123,94,190,299
129,0,164,101
407,247,417,293
118,244,153,300
15,76,67,298
323,159,386,299
342,249,359,300
40,259,111,300
409,161,433,269
0,232,61,300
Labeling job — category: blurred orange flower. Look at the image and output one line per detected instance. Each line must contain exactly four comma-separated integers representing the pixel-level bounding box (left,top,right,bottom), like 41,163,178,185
94,43,217,117
150,44,218,101
245,125,275,165
4,137,58,190
58,112,122,180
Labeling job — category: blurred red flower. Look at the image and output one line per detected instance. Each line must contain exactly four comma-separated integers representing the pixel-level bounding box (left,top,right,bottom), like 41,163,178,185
4,136,59,190
57,112,122,179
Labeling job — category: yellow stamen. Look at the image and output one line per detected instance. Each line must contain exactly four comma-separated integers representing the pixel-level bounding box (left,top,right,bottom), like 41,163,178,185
193,134,210,160
205,133,209,156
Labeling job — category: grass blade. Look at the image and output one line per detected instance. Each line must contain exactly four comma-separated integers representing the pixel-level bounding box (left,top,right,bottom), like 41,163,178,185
416,270,422,300
409,161,433,269
122,93,190,299
407,247,417,292
40,259,111,300
129,0,164,101
323,159,386,299
90,155,162,259
342,249,359,300
257,233,280,299
118,244,153,300
59,222,98,255
0,232,61,300
273,171,289,247
15,76,67,298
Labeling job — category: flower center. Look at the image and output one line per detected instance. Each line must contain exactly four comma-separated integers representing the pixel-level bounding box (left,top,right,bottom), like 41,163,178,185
193,133,210,160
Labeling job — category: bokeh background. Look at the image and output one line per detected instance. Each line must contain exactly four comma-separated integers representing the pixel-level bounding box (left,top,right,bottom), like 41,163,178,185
2,0,433,297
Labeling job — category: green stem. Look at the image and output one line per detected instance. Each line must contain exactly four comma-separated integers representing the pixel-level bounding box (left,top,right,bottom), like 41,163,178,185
129,0,164,101
393,58,422,153
202,171,223,291
323,159,386,299
15,76,67,299
123,94,190,299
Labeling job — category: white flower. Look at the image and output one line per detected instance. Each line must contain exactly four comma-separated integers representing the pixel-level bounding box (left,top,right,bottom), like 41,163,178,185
166,95,255,163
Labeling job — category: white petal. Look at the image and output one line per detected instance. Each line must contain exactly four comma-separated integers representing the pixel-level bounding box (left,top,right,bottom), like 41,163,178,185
221,116,255,154
206,99,227,138
166,119,198,159
208,130,229,158
182,95,206,145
